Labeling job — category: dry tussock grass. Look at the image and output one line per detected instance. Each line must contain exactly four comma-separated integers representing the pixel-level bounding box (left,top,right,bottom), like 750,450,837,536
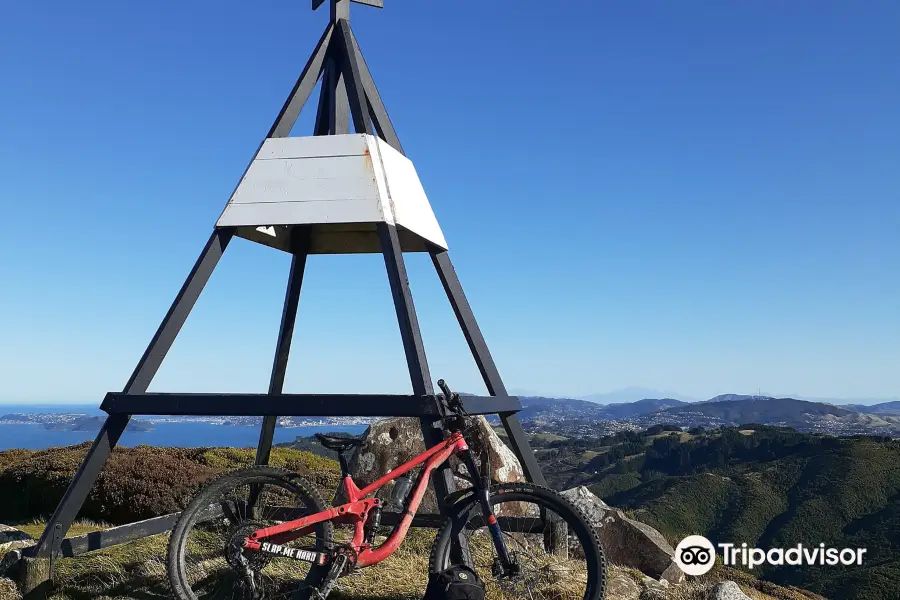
0,521,827,600
47,533,170,599
330,528,435,600
0,577,20,600
656,564,826,600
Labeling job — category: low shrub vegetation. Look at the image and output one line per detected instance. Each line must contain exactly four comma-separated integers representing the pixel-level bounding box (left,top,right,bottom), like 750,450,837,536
0,444,341,526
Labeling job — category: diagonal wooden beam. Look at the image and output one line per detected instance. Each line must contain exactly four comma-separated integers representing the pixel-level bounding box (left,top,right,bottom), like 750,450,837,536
269,24,334,138
334,19,373,135
345,21,404,154
429,247,547,486
314,40,351,136
32,229,234,559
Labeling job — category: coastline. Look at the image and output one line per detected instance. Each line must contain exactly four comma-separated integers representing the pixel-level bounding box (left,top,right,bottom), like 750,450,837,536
0,421,368,451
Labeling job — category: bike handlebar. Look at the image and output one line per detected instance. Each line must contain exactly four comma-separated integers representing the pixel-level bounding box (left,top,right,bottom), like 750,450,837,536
436,379,460,412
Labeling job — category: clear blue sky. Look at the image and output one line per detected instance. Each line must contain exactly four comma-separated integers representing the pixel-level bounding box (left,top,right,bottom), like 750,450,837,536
1,1,897,403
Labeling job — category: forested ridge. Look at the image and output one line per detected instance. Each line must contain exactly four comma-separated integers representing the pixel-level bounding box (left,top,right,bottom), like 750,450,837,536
531,425,900,600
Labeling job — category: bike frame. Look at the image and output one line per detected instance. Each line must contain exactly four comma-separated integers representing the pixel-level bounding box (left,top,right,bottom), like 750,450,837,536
243,430,472,569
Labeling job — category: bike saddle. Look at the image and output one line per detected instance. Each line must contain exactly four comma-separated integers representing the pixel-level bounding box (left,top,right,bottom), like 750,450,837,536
315,433,362,453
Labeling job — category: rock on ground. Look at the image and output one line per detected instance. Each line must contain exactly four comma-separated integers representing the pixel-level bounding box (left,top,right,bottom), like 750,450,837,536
348,416,524,513
639,588,669,600
642,576,670,596
0,527,31,546
0,525,34,593
605,572,643,600
708,581,752,600
0,525,33,577
561,487,684,584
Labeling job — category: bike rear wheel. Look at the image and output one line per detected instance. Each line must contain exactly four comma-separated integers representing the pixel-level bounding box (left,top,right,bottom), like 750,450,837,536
167,466,333,600
429,483,607,600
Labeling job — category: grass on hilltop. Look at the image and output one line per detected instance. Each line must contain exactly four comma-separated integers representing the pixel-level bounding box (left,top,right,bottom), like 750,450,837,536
1,526,822,600
0,440,834,600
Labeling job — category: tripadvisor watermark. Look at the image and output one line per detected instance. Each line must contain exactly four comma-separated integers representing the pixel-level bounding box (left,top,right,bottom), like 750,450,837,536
675,535,867,576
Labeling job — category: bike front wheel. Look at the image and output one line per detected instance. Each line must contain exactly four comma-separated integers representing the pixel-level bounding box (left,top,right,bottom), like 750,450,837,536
429,483,607,600
167,466,333,600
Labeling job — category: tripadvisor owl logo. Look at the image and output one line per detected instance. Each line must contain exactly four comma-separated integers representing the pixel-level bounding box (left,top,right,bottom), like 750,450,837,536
675,535,716,575
675,535,869,575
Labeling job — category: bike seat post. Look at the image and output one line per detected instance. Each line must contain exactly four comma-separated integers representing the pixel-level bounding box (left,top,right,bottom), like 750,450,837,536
337,450,351,477
331,448,355,507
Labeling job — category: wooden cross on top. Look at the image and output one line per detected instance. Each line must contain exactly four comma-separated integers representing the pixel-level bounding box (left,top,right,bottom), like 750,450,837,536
313,0,383,22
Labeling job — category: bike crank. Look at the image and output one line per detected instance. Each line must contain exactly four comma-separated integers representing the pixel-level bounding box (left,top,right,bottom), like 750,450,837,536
311,552,351,600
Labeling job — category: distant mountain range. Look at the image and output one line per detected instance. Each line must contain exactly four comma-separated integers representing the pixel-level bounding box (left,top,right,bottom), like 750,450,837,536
795,395,900,407
513,395,694,423
841,400,900,416
577,387,697,405
515,393,900,435
594,397,689,419
527,388,899,407
641,397,860,428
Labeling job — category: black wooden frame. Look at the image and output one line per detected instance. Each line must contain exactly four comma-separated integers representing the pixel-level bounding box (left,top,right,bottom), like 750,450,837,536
25,0,545,582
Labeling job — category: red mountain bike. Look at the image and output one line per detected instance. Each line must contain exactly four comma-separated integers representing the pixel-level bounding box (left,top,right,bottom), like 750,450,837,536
166,380,607,600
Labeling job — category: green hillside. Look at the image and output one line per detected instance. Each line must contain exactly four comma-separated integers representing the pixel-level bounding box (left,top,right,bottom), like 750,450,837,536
663,398,855,421
533,426,900,600
0,441,818,600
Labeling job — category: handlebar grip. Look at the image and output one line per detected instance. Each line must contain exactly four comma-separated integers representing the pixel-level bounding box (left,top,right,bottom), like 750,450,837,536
437,379,453,400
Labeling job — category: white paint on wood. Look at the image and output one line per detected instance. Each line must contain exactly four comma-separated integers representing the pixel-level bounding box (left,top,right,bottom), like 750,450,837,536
373,136,447,249
228,158,379,205
256,135,369,160
218,199,384,228
217,134,447,251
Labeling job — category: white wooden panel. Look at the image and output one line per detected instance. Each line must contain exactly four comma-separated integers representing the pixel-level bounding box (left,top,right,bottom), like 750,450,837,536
217,199,384,228
375,137,448,249
230,156,378,205
216,134,445,250
365,136,394,224
256,134,369,160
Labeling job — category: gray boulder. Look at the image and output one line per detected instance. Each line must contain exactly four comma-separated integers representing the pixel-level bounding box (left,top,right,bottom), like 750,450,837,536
0,525,33,568
708,581,751,600
639,589,668,600
348,416,524,513
0,525,34,583
560,487,684,584
639,576,670,600
0,526,31,546
605,573,642,600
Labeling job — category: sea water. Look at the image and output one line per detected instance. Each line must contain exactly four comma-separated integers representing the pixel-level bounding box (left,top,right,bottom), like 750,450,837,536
0,405,367,450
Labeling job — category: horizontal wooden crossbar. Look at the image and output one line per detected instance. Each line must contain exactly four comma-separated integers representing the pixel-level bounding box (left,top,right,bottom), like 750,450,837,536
58,514,179,557
45,510,544,558
100,392,521,417
27,503,225,558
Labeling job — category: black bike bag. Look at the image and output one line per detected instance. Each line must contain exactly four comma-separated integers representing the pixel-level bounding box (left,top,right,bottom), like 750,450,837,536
422,564,485,600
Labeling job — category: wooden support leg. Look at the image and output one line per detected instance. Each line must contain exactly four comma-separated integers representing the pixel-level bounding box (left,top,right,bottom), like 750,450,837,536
23,229,233,591
256,228,311,466
429,248,546,486
377,223,468,563
19,556,51,599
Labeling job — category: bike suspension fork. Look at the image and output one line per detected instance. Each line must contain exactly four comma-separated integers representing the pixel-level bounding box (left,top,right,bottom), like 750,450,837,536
462,452,514,569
